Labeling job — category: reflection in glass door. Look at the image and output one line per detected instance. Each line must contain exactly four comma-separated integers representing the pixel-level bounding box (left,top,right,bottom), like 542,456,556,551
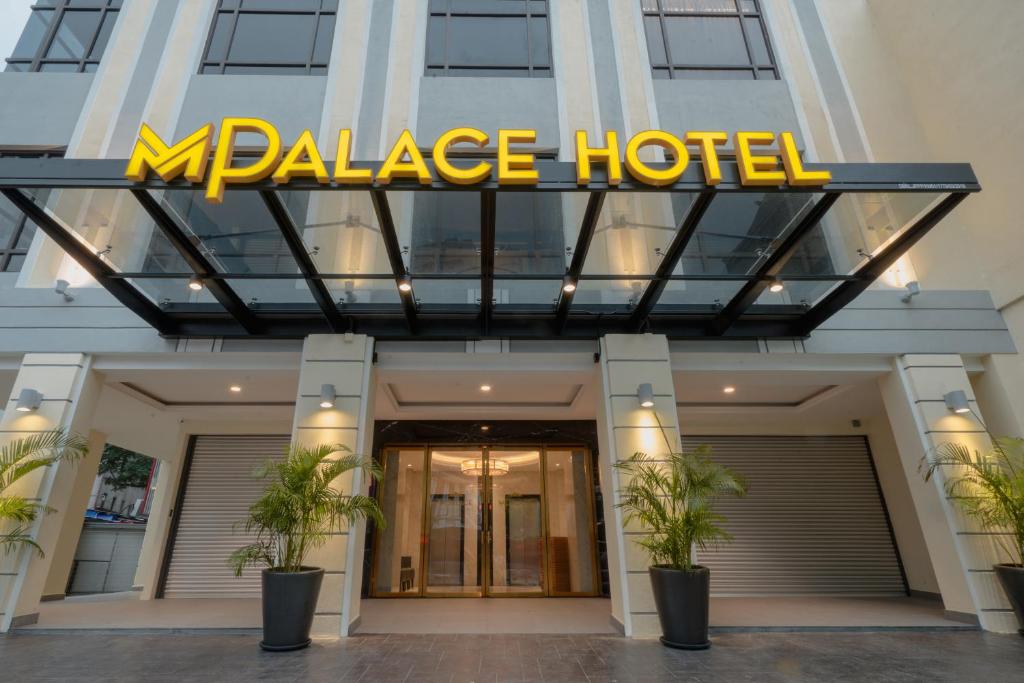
487,449,544,595
425,448,482,595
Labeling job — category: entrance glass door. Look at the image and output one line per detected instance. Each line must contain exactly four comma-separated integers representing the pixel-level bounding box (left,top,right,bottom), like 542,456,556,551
486,449,544,595
372,444,600,598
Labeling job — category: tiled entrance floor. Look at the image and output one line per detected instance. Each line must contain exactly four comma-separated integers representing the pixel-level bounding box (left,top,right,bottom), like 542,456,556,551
24,595,966,633
1,631,1021,682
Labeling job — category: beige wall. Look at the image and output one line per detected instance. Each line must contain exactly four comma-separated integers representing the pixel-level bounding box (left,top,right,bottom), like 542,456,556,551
818,0,1024,434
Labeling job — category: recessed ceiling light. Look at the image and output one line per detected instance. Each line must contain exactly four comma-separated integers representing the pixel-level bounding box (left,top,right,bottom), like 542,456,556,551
187,276,204,292
723,386,736,394
397,276,413,293
481,425,490,432
480,384,492,392
768,279,784,293
229,385,242,393
562,275,577,293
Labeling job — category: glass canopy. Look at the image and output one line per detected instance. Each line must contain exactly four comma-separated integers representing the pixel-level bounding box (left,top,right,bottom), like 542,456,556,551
0,158,978,339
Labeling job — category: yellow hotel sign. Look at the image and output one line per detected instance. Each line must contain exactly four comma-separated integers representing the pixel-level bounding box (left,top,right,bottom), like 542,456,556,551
125,117,831,204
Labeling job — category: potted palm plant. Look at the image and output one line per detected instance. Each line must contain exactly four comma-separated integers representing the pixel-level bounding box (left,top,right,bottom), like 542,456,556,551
229,442,384,651
1,430,89,557
614,445,745,649
924,437,1024,634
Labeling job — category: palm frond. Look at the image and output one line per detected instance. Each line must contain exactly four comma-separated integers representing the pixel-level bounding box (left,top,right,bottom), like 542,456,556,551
229,442,385,573
614,445,745,571
923,438,1024,565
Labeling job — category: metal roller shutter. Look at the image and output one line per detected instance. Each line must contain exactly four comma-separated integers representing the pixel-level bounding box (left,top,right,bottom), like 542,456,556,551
684,435,907,597
162,435,290,599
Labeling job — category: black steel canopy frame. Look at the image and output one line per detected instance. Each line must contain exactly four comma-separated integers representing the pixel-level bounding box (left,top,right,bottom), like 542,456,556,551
0,158,979,341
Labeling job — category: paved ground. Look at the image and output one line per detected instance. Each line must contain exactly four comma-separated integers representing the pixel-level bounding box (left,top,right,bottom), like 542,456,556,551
1,631,1022,682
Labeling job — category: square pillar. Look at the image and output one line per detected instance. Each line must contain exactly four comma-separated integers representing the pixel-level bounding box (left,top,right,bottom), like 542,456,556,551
291,334,375,638
0,354,102,632
595,334,682,637
879,354,1017,632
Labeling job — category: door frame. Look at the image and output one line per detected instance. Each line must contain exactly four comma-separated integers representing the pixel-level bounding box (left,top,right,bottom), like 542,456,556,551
368,442,601,598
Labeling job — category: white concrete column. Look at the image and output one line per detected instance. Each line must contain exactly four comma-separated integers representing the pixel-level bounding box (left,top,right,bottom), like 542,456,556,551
40,430,107,600
595,334,682,637
291,334,376,638
0,353,102,631
879,354,1017,632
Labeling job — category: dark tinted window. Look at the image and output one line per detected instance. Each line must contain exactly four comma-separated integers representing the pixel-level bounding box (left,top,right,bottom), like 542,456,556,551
200,0,337,75
641,0,778,80
426,0,551,77
4,0,120,73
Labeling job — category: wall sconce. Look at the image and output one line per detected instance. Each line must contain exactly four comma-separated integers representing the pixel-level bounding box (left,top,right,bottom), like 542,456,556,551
15,388,43,413
637,383,655,408
319,384,336,409
943,390,971,414
54,279,74,302
901,281,921,303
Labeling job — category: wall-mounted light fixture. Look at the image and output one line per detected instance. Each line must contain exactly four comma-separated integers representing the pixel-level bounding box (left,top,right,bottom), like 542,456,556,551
943,389,971,414
637,383,655,408
15,388,43,413
319,384,336,409
900,281,921,303
561,275,577,294
54,279,74,302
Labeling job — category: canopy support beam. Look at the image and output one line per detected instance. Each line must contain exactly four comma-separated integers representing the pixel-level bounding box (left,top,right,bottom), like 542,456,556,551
480,189,496,336
3,188,177,335
370,189,417,332
259,190,347,333
628,191,716,332
555,191,605,333
796,192,969,334
709,192,840,336
131,189,262,334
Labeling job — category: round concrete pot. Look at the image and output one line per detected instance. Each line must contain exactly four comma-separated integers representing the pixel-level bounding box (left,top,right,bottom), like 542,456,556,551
649,565,711,650
260,567,324,652
994,564,1024,636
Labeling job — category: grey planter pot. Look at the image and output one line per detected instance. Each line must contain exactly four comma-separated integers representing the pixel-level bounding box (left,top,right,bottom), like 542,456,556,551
994,564,1024,636
649,565,711,650
260,567,324,651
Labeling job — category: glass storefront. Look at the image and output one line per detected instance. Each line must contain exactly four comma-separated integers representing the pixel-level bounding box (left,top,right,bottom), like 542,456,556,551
371,444,600,598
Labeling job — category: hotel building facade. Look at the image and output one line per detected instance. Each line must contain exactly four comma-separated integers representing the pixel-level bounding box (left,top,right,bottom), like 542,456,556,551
0,0,1022,639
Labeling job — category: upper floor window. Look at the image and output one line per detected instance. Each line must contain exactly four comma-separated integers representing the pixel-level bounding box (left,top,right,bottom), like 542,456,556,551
426,0,551,77
200,0,337,75
4,0,121,73
641,0,778,80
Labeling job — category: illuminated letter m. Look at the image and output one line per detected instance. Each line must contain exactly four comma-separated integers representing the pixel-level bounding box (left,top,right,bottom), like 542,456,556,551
125,123,214,183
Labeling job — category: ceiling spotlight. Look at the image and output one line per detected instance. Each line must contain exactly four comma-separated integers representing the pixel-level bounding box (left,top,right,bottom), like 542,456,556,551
188,277,204,292
229,385,242,393
480,384,492,392
15,388,43,413
319,383,336,409
723,386,736,394
637,383,655,408
943,389,971,414
54,279,74,302
562,275,577,294
481,425,491,432
397,276,413,293
768,279,785,293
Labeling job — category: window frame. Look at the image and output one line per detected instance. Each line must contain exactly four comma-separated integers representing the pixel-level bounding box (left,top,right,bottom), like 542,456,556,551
425,0,553,78
198,0,338,76
4,0,121,74
641,0,779,81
